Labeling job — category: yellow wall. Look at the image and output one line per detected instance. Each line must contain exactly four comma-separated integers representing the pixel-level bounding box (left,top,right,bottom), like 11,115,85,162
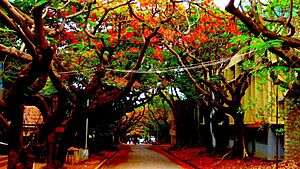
224,54,285,125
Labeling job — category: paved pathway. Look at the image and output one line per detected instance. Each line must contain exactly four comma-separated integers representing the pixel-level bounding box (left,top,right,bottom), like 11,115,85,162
101,145,184,169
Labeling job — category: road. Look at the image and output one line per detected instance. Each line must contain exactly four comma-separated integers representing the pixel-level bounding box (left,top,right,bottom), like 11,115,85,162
101,145,184,169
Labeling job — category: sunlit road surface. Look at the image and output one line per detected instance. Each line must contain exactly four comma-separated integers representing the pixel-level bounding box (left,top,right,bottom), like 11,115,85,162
101,145,184,169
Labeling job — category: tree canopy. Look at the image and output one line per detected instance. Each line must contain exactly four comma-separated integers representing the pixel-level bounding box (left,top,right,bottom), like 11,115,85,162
0,0,299,168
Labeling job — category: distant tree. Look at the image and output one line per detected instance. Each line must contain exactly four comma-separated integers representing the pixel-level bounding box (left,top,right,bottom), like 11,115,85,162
112,89,155,141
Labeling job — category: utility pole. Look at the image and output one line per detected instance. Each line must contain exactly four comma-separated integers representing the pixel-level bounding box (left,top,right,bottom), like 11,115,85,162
275,55,279,169
275,84,279,169
156,124,159,143
85,99,89,149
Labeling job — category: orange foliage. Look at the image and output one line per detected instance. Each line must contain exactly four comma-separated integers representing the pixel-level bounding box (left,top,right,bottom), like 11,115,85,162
149,16,158,27
115,77,127,83
131,19,140,31
150,37,159,43
152,46,164,62
162,79,167,85
115,51,125,57
224,21,241,36
129,47,139,53
70,6,76,14
135,40,142,45
125,32,135,40
133,81,143,87
90,13,97,22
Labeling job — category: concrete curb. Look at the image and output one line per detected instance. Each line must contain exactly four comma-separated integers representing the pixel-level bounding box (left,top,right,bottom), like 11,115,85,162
94,159,107,169
162,149,200,169
94,148,120,169
148,145,197,169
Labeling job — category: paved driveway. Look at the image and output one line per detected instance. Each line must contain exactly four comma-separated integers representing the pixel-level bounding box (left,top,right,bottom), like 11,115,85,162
101,145,184,169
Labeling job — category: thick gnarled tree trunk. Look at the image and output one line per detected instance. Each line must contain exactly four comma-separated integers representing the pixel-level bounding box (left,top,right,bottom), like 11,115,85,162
222,111,249,160
173,100,198,149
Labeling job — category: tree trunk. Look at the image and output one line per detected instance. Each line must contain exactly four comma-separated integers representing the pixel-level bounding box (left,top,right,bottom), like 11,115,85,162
232,115,248,159
223,113,249,160
47,132,56,169
54,105,85,168
6,98,24,169
284,76,300,166
203,114,214,154
173,100,198,148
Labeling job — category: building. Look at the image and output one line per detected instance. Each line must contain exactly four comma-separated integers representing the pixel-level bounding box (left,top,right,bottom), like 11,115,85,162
23,106,44,141
222,52,294,161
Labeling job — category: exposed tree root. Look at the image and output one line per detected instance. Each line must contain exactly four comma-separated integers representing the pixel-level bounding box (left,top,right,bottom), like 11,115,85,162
242,146,250,160
220,145,249,161
221,148,233,161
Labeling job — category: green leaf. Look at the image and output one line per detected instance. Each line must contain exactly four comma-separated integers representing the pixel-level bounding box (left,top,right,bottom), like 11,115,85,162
275,66,288,71
293,68,300,72
148,47,155,54
48,37,54,41
0,28,14,32
77,43,84,50
126,27,135,33
35,0,48,7
69,43,85,50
